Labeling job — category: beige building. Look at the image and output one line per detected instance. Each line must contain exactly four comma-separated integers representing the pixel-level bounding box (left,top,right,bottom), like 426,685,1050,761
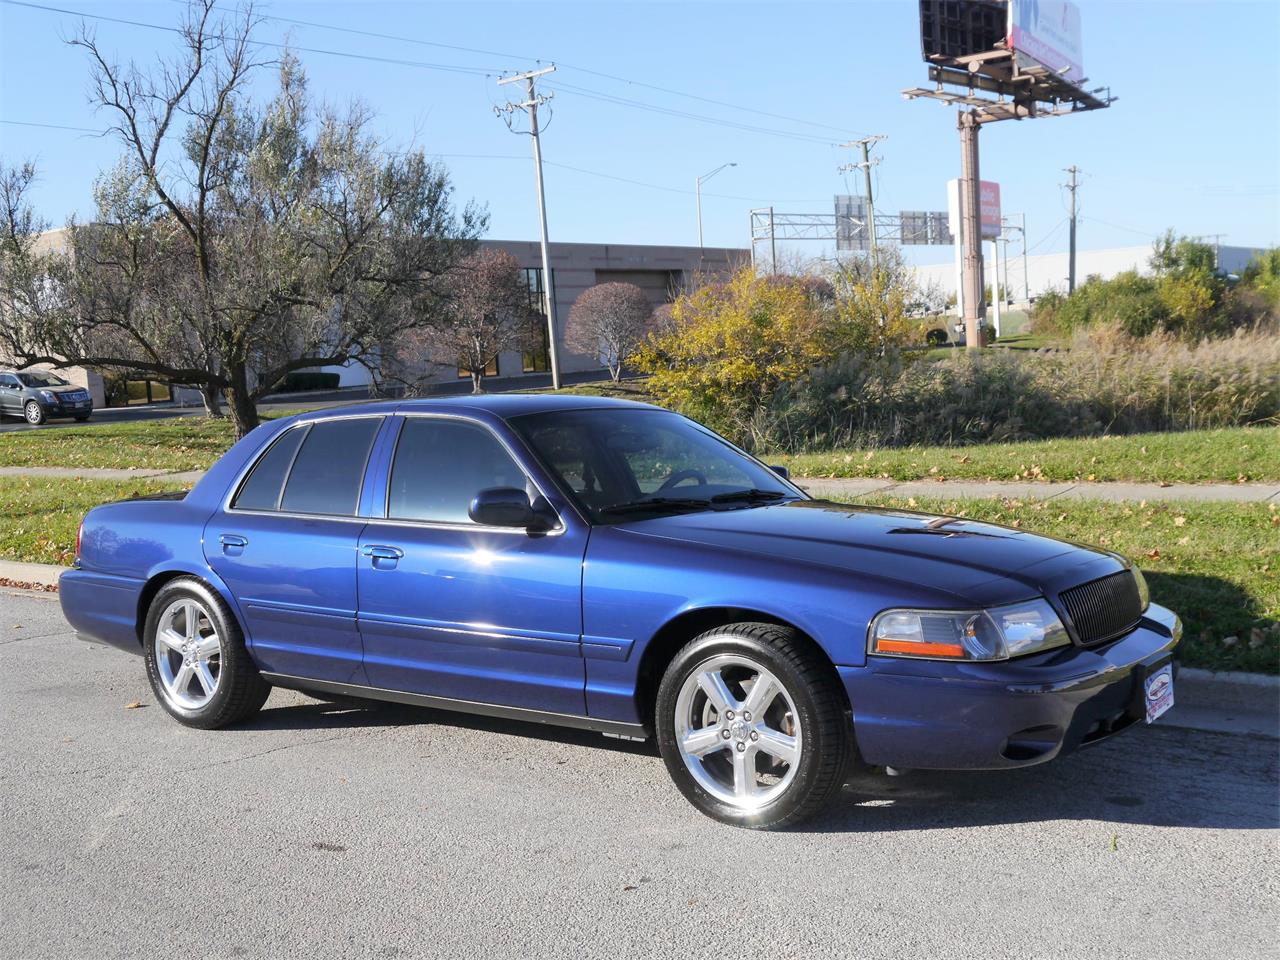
316,239,748,389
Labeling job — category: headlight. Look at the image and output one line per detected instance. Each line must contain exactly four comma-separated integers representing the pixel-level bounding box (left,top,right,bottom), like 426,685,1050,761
38,389,57,403
869,599,1070,662
1132,566,1150,611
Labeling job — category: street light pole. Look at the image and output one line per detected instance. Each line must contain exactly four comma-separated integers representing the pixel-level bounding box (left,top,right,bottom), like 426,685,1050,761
696,162,737,253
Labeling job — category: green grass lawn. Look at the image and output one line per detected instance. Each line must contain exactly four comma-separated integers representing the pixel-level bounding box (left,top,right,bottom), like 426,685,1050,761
0,415,240,471
840,493,1279,674
780,426,1280,484
0,410,305,472
0,476,192,566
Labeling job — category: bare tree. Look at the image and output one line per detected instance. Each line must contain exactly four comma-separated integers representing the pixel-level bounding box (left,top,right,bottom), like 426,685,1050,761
0,163,58,368
565,282,654,382
393,248,531,394
5,2,483,436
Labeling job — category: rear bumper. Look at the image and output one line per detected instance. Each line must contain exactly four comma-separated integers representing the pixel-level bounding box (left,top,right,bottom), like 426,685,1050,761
840,603,1181,770
59,567,144,655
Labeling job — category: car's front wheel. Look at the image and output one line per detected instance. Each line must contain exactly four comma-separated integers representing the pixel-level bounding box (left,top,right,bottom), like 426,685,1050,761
143,578,270,729
655,622,851,829
23,401,45,425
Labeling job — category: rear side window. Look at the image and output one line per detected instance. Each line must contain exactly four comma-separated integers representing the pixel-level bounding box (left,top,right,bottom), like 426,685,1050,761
387,418,528,524
279,418,381,516
232,427,307,511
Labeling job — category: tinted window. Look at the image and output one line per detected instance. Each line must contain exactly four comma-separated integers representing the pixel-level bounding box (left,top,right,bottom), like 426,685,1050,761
387,418,528,524
232,426,307,511
511,409,792,522
279,418,381,516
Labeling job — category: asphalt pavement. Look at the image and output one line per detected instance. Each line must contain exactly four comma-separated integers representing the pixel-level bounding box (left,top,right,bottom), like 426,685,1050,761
1,588,1276,960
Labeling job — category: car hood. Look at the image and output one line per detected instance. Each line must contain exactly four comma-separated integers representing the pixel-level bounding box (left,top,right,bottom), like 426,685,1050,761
616,499,1125,606
33,384,83,395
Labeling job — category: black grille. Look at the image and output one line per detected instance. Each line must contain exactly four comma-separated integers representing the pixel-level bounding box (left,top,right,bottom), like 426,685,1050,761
1059,571,1142,647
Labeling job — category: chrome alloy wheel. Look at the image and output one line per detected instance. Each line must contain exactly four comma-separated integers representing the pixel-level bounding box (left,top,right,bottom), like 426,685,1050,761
154,598,223,710
24,402,43,424
673,654,802,809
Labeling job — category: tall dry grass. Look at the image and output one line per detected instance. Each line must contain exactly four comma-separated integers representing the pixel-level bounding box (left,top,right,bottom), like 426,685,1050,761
749,326,1280,452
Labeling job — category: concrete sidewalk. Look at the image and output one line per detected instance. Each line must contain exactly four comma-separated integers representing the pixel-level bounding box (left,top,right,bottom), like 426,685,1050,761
2,464,1278,503
796,477,1280,503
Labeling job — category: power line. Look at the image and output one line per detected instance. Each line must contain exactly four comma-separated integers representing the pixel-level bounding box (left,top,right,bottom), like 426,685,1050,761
155,0,862,138
2,119,813,204
544,79,839,146
7,0,855,146
2,1,500,78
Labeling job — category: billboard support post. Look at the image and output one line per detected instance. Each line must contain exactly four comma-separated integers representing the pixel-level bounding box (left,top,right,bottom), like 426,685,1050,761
958,111,986,350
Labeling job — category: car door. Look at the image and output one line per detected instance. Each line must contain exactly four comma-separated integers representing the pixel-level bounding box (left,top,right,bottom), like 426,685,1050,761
356,414,589,715
0,373,20,414
204,415,384,685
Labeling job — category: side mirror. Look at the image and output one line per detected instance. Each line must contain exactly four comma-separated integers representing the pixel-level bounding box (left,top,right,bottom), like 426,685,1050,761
469,487,538,529
769,464,790,480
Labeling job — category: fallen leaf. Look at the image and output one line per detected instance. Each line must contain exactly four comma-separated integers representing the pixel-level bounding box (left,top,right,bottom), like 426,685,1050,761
1173,516,1186,527
1145,548,1161,560
623,885,639,892
1158,481,1172,488
1177,536,1189,546
124,701,143,710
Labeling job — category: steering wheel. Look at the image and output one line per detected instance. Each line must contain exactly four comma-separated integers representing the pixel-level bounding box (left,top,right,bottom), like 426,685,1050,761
657,469,709,492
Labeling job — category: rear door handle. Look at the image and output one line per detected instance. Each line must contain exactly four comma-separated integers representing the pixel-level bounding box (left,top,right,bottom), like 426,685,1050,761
219,534,248,552
362,544,404,567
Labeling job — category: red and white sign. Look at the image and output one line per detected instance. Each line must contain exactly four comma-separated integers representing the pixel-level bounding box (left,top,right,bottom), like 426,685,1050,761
1010,0,1085,86
980,181,1002,239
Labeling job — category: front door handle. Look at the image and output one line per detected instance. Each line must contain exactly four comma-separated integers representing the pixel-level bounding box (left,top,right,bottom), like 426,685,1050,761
362,544,404,569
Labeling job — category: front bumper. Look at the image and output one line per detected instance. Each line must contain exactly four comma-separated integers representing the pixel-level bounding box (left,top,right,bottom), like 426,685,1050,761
40,396,93,416
840,603,1181,770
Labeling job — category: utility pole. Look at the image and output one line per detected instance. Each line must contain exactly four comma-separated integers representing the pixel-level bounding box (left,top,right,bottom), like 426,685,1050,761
1021,212,1030,302
838,135,886,261
958,112,985,350
497,65,563,389
1064,165,1081,294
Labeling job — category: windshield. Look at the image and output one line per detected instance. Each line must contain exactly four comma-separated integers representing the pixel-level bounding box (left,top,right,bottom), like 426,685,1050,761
16,371,69,388
510,408,799,523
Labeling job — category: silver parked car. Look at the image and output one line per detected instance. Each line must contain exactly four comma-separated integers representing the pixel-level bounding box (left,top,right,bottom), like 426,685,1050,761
0,369,94,425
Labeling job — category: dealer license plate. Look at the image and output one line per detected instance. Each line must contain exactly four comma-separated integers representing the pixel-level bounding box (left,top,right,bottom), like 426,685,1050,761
1144,664,1174,723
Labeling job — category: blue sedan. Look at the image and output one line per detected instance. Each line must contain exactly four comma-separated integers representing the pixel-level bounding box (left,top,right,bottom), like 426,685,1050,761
61,395,1181,828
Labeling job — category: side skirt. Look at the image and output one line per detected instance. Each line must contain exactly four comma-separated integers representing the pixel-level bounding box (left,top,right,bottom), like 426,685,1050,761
260,672,650,740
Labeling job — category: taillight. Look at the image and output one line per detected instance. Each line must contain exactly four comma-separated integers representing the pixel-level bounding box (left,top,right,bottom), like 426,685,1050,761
75,518,84,562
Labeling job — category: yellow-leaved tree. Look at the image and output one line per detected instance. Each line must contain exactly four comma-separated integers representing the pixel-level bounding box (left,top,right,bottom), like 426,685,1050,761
632,261,918,447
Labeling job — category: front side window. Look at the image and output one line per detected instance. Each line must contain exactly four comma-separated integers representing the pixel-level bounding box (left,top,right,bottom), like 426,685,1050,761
510,409,796,522
387,418,529,524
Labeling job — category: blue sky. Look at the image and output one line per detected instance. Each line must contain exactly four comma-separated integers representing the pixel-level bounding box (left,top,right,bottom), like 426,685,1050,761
1,0,1277,265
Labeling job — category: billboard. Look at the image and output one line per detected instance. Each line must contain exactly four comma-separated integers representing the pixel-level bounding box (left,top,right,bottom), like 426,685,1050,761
834,195,869,252
980,181,1002,239
947,180,1002,241
1010,0,1084,85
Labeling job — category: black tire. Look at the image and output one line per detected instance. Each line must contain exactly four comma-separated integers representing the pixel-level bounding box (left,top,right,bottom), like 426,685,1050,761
23,401,45,425
655,622,851,829
143,577,271,729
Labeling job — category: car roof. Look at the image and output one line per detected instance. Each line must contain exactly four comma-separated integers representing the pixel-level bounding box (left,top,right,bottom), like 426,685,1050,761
287,392,661,425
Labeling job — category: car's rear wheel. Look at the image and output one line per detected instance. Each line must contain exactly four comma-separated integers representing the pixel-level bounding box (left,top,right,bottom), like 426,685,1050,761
655,622,851,829
143,578,270,729
23,401,45,425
